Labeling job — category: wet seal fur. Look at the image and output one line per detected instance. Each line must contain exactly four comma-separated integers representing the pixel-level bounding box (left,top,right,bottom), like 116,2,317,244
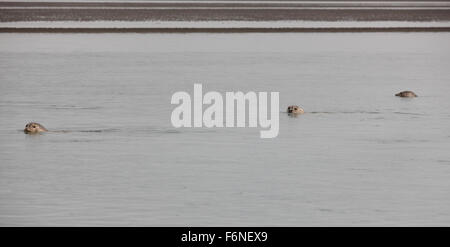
287,105,305,115
395,91,417,98
24,122,48,134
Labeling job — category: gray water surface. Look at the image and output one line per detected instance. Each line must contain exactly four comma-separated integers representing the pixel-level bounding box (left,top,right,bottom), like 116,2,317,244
1,33,450,226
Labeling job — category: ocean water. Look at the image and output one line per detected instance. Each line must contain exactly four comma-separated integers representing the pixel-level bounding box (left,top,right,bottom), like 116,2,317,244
0,32,450,226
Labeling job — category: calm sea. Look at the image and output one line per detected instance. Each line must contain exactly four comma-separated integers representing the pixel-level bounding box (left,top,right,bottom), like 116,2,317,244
1,32,450,226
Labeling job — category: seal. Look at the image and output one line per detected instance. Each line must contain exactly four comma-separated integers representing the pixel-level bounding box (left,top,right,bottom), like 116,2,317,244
395,91,417,98
287,105,305,114
24,122,48,134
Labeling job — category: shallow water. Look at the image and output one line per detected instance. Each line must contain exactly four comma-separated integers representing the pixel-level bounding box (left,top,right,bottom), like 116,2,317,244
1,32,450,226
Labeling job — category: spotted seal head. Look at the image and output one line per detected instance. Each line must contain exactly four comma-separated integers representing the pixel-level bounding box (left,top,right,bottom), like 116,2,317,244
395,91,417,98
287,105,305,114
24,122,48,134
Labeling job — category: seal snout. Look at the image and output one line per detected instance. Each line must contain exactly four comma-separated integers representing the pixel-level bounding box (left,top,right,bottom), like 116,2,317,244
287,105,305,115
24,122,48,134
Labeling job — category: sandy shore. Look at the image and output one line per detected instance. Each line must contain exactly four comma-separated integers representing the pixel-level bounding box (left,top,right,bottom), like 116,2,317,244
1,1,450,8
1,1,450,22
1,1,449,32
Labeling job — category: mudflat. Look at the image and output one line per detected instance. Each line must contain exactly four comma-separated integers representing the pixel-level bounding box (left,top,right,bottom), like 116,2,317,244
1,1,450,22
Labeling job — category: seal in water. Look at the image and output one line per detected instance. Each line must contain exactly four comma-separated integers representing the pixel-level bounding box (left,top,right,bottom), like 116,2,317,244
287,105,305,114
395,91,417,98
24,122,48,134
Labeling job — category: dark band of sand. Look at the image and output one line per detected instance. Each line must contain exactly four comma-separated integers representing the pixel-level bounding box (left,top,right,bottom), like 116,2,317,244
1,27,450,33
3,9,450,22
2,1,450,22
2,1,450,8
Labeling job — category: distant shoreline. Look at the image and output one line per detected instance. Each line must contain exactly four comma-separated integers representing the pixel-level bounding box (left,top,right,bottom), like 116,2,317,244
1,1,450,22
2,27,450,33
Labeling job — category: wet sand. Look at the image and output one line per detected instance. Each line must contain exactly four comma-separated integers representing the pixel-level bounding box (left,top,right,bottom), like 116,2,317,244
1,1,450,22
1,1,450,8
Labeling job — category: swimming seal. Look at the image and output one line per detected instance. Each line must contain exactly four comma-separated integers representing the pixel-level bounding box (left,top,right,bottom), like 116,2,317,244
395,91,417,98
24,122,48,134
287,105,305,114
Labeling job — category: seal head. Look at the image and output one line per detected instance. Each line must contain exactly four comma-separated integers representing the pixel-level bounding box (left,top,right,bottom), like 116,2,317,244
24,122,48,134
395,91,417,98
287,105,305,114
